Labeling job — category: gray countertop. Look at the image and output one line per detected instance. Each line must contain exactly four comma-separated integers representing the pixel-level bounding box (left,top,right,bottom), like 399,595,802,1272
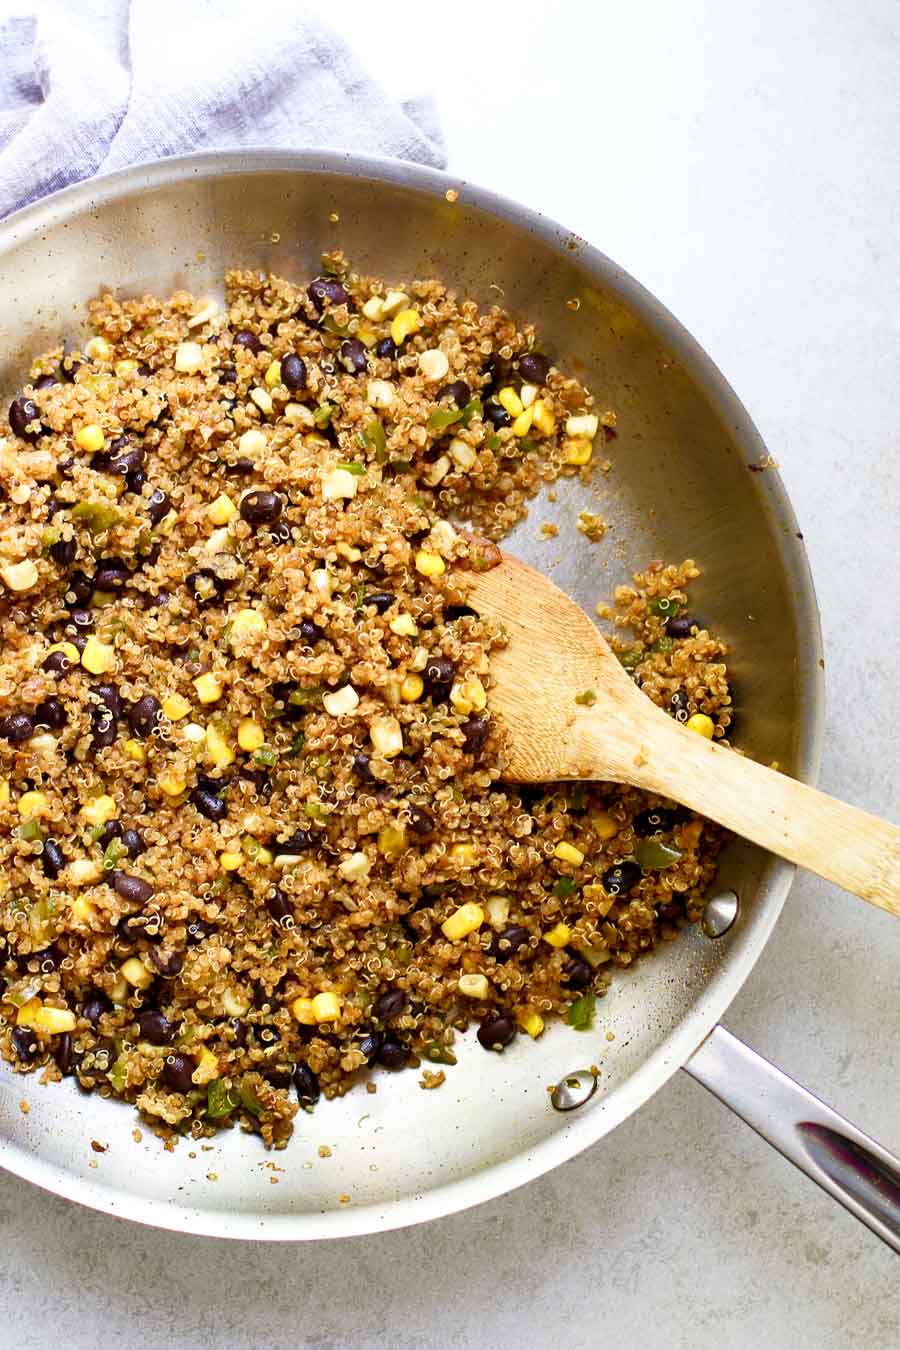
3,2,899,1346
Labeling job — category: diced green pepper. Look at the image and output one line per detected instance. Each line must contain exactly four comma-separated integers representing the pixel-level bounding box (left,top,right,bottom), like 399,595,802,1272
633,839,683,870
574,689,597,707
206,1078,237,1119
238,1077,263,1117
337,460,367,476
19,820,44,842
617,648,643,671
288,731,306,756
567,993,596,1031
647,595,680,618
253,746,278,767
103,837,126,870
361,420,386,457
553,876,577,898
421,1041,457,1066
313,401,336,428
288,685,323,707
70,501,120,533
427,406,463,432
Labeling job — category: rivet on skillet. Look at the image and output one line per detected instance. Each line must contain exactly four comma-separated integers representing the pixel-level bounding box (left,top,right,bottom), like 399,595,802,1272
701,889,740,938
551,1068,598,1112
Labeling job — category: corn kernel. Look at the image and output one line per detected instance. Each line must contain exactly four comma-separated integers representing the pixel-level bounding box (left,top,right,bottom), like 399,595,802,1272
237,719,265,752
370,714,403,758
418,348,449,381
366,379,396,408
207,493,237,525
68,858,102,886
158,769,187,797
80,794,117,825
338,851,371,882
75,424,106,453
85,336,112,362
458,973,490,999
220,851,243,871
182,722,206,746
335,542,362,561
381,290,409,317
357,327,378,348
564,438,593,466
191,1047,219,1084
230,608,266,641
312,991,342,1022
389,612,418,637
591,811,618,841
485,894,510,929
310,567,333,597
517,1008,545,1038
441,901,484,941
122,738,147,762
377,824,407,858
1,559,39,592
238,428,268,457
362,296,385,321
531,398,556,436
566,412,600,439
250,387,273,415
0,780,10,807
34,1005,77,1034
187,300,219,329
46,641,79,664
449,842,476,867
583,883,616,918
520,384,539,408
18,790,49,819
120,957,153,990
290,996,317,1025
161,693,190,721
206,723,235,768
544,922,572,948
450,675,487,715
554,840,585,866
81,635,116,675
193,673,223,704
15,999,42,1029
31,732,56,756
686,713,715,739
498,386,524,417
174,341,203,374
114,359,138,377
512,406,534,437
390,307,421,346
109,977,129,1005
400,673,424,703
264,359,282,388
448,436,477,470
423,454,451,485
321,467,358,501
322,685,360,717
69,894,99,922
415,549,445,578
222,988,249,1017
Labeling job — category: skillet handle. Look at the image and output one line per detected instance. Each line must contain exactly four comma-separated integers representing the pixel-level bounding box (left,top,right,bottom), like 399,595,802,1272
684,1025,900,1254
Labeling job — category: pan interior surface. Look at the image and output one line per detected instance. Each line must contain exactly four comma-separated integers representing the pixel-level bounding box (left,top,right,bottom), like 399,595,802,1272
0,153,822,1238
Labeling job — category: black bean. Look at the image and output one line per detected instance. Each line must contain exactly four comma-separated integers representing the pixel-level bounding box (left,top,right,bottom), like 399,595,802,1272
665,614,699,639
97,819,123,848
93,682,123,719
308,276,350,310
436,379,470,405
126,467,146,494
185,569,223,607
117,913,154,943
111,440,146,474
366,591,395,614
563,956,593,990
491,925,530,962
34,373,59,391
407,804,434,836
461,715,491,757
372,988,405,1022
633,808,677,837
339,337,368,374
161,1051,195,1093
483,354,513,391
147,488,170,525
53,1032,73,1075
41,838,65,879
299,618,323,643
112,871,153,905
483,399,512,429
239,766,272,799
219,364,237,386
232,330,262,354
477,1014,517,1051
128,694,161,738
224,457,254,477
11,1026,39,1062
281,353,307,390
136,1010,173,1045
191,785,227,822
359,1031,383,1064
377,1037,409,1070
32,944,62,971
277,829,316,853
265,887,293,925
669,690,689,722
259,1024,280,1047
49,535,77,567
0,712,34,743
374,337,397,360
423,654,455,701
231,1018,248,1049
9,397,40,441
34,697,66,730
142,588,170,610
239,490,283,526
80,992,111,1027
42,649,73,675
121,828,145,859
90,711,118,749
65,569,94,606
294,1063,320,1106
150,947,183,977
186,917,215,944
70,607,94,631
353,752,375,782
601,861,643,896
517,351,550,384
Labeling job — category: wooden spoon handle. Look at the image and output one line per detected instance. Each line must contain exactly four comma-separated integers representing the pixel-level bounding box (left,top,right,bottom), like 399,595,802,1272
620,713,900,917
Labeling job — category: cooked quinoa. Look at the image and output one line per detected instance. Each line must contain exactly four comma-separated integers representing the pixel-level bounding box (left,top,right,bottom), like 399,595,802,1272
0,261,732,1146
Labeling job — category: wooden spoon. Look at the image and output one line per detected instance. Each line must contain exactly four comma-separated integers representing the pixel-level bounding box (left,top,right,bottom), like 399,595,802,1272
466,553,900,917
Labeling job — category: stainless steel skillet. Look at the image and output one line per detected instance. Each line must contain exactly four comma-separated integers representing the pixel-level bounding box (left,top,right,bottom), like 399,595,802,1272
0,150,897,1245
